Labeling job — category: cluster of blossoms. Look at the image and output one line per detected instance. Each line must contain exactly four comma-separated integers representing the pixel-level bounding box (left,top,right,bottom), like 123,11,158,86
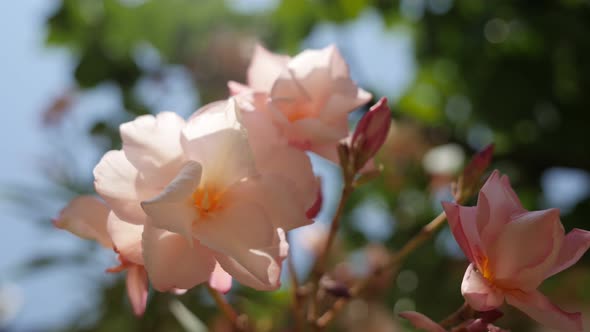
54,45,383,316
54,44,590,332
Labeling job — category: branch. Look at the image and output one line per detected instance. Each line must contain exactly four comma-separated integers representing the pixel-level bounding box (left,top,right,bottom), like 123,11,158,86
206,285,246,331
315,211,448,328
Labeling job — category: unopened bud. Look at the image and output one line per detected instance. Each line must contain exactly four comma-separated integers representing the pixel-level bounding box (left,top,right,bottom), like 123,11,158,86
350,97,391,172
454,144,494,203
320,276,351,298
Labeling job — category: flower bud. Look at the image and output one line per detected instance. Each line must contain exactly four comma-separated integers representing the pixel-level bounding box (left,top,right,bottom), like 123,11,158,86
351,97,391,171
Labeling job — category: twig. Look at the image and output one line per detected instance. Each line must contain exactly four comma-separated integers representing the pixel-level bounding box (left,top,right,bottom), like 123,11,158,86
287,248,304,331
307,182,354,324
206,285,244,331
315,211,448,328
439,301,474,329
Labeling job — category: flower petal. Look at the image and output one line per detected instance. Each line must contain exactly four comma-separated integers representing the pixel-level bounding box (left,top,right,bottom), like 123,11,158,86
247,44,290,92
461,264,504,311
442,202,481,264
193,197,280,286
506,290,583,332
182,100,257,189
141,161,202,243
54,195,112,248
94,150,154,225
224,175,311,231
126,264,148,316
546,228,590,278
228,81,251,95
489,208,564,289
213,228,288,290
239,109,318,209
478,171,526,247
107,212,144,265
120,112,186,188
142,225,216,292
398,311,446,332
209,262,232,294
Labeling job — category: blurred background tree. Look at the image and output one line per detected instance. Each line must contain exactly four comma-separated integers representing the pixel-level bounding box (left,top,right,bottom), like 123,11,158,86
3,0,590,331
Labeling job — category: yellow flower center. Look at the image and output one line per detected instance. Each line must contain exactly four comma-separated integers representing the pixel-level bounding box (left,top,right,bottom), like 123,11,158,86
192,186,223,218
286,108,310,122
479,255,494,281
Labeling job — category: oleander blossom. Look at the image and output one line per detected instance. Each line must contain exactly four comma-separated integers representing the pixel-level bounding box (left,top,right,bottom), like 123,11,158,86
442,170,590,332
229,44,372,162
141,98,318,291
92,111,233,293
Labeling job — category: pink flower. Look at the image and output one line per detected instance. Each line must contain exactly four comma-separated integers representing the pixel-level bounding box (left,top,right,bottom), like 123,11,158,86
230,44,372,162
350,97,391,171
54,196,148,316
442,170,590,332
141,98,316,290
93,112,234,293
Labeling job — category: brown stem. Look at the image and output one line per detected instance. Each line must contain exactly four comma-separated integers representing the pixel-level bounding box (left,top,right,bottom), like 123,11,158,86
439,302,475,329
206,285,245,331
307,181,354,325
315,211,448,328
287,251,304,332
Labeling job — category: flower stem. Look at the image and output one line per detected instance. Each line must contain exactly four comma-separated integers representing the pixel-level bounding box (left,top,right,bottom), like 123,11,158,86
287,238,304,332
439,301,474,329
206,285,244,331
315,211,448,328
307,180,354,324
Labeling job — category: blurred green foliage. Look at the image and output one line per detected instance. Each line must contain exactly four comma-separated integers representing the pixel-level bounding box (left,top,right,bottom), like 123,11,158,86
35,0,590,331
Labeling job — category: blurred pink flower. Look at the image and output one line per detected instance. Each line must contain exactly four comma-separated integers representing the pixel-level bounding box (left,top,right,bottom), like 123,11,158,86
230,44,371,162
142,98,315,290
442,170,590,332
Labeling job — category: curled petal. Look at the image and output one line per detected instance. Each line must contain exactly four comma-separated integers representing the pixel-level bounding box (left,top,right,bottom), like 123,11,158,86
142,225,216,292
506,290,583,332
398,311,446,332
461,264,504,311
193,198,280,287
209,262,232,294
546,228,590,278
141,161,202,243
126,264,148,316
442,202,481,264
54,195,112,248
213,228,288,290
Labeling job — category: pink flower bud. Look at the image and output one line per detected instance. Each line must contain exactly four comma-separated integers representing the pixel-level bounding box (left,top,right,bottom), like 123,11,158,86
351,97,391,171
454,144,494,202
